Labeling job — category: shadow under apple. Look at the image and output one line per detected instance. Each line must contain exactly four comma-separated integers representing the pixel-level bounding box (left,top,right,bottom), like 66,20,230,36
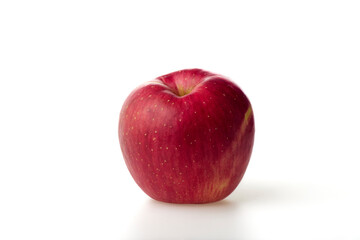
125,197,244,240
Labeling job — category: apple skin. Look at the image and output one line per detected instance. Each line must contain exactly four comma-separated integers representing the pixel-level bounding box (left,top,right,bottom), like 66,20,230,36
118,69,254,204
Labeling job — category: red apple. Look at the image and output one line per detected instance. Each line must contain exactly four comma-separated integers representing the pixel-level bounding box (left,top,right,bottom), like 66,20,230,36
118,69,255,203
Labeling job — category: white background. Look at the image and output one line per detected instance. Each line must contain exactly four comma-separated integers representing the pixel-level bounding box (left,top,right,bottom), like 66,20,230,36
1,0,360,239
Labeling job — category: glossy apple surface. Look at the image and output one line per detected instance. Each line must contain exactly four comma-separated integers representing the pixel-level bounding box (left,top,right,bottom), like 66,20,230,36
118,69,255,203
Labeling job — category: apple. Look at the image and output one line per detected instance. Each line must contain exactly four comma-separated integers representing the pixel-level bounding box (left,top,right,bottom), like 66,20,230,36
118,69,255,203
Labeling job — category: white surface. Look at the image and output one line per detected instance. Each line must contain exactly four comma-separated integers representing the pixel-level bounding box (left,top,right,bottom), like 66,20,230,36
1,0,360,239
